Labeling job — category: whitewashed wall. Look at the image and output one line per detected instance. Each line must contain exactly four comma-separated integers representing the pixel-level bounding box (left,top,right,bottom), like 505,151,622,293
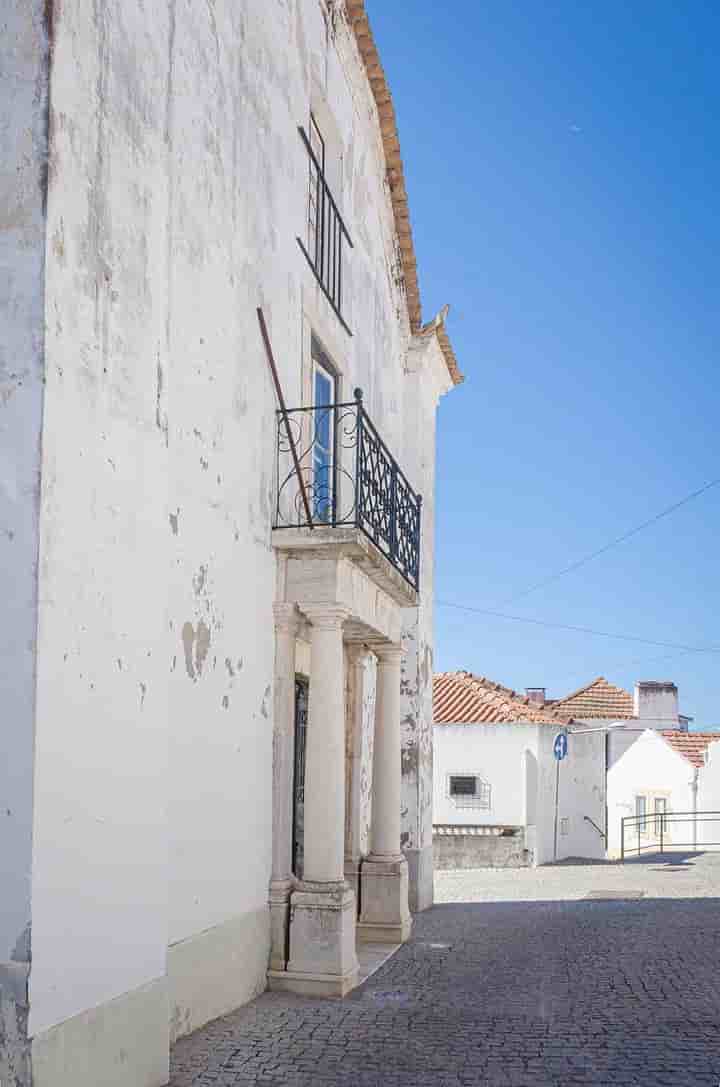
0,0,48,967
434,723,606,865
401,335,451,909
433,723,538,828
606,730,694,855
23,0,444,1064
698,740,720,847
534,728,606,865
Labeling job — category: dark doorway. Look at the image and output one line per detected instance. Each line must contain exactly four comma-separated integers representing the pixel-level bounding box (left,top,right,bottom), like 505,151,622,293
292,676,309,879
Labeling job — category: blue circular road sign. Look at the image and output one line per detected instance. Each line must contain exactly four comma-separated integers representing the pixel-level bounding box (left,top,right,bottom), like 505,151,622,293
553,732,568,761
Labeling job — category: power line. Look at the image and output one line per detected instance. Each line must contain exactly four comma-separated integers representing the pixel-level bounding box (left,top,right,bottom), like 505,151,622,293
498,476,720,606
437,599,720,654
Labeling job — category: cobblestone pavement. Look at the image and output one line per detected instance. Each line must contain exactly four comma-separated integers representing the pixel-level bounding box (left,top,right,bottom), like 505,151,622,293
171,853,720,1087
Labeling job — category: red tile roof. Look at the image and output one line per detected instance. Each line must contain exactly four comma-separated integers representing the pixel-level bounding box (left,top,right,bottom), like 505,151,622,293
433,671,572,726
553,676,635,719
661,731,720,768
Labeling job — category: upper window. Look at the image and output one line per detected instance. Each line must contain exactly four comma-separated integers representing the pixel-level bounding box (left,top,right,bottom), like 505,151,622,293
297,113,353,334
307,114,325,268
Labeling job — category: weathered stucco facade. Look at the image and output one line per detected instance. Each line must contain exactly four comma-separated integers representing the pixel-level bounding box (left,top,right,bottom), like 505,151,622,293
1,2,460,1084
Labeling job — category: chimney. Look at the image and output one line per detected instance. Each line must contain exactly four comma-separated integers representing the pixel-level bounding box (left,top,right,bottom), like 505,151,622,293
525,687,546,707
633,681,679,727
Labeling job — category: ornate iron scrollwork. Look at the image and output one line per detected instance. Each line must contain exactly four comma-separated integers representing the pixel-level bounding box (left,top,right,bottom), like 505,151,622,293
273,390,421,590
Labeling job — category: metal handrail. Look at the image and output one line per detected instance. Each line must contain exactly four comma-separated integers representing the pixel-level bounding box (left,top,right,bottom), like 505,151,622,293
273,389,422,590
583,815,606,841
620,809,720,860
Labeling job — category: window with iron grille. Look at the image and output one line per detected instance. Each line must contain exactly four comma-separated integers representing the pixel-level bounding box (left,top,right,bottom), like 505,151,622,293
447,773,491,810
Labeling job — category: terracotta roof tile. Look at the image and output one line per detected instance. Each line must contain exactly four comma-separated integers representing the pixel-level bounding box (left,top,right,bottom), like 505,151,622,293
434,671,572,726
554,676,635,719
345,1,463,386
661,731,720,768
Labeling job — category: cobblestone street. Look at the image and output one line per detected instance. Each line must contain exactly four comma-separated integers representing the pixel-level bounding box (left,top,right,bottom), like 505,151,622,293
171,853,720,1086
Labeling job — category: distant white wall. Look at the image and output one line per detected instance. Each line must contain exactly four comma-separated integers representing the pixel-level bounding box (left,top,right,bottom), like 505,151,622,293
433,723,539,828
0,0,48,964
433,722,605,865
606,730,694,855
698,740,720,847
534,728,606,865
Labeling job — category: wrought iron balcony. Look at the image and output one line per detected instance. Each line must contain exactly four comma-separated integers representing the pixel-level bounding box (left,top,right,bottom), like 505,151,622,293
297,126,353,335
273,390,422,590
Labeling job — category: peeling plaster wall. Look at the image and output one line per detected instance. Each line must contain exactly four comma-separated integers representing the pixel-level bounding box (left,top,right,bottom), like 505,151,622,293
21,0,434,1052
29,0,172,1038
0,0,48,1002
399,337,451,908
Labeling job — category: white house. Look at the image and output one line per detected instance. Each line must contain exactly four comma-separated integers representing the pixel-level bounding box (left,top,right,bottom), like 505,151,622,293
607,729,720,856
432,672,607,868
1,3,462,1085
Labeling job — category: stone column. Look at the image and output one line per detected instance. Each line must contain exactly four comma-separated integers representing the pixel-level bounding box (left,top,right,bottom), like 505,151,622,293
268,603,300,972
344,647,377,905
358,644,412,943
284,605,359,996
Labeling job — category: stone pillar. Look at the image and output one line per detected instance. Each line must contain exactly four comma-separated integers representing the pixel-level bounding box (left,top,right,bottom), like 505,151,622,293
268,603,300,972
284,605,359,996
344,648,377,906
358,644,412,944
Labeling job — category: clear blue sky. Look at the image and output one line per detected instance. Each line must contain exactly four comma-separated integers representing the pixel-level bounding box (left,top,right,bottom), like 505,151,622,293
369,1,720,727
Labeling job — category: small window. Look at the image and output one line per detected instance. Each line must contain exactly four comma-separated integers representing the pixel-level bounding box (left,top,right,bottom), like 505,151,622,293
449,775,476,796
654,797,668,833
635,795,647,835
447,773,491,810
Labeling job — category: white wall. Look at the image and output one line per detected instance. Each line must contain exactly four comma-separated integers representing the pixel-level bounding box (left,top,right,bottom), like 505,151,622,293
401,335,452,908
433,723,539,828
534,728,606,865
0,0,48,965
433,723,606,865
606,730,694,855
30,0,173,1036
698,739,720,847
25,0,443,1043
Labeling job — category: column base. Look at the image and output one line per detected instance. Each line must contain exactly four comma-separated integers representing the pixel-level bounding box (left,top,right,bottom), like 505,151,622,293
268,878,293,972
282,880,359,993
344,858,362,912
357,855,412,944
405,844,434,912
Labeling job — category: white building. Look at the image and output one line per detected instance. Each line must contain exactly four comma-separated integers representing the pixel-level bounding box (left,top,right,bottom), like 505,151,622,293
1,3,462,1085
432,673,606,868
552,677,692,767
607,729,720,856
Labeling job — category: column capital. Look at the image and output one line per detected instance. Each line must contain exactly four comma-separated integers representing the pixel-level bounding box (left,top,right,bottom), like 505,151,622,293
374,643,403,666
302,604,350,630
273,602,301,634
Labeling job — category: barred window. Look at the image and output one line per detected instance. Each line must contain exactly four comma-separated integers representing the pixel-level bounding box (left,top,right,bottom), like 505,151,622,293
447,773,491,810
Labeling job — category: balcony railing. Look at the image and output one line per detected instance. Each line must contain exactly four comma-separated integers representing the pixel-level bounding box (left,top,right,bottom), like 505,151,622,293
297,126,353,335
273,389,422,590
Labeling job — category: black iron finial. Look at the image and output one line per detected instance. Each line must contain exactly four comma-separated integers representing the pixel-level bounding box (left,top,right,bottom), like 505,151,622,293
353,387,363,403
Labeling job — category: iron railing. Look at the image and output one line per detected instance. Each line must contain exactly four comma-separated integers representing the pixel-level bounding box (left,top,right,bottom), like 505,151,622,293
583,814,607,841
620,810,720,860
273,389,422,590
297,126,353,334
